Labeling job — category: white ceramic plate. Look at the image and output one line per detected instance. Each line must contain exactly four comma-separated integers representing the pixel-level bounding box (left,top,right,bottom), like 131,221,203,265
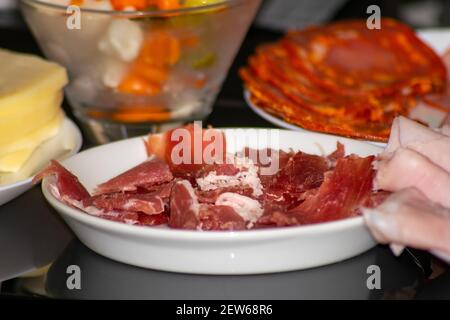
42,129,382,275
244,30,450,144
0,117,83,206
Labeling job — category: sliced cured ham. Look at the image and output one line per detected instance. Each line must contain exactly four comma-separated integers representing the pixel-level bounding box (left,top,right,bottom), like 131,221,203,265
168,180,200,230
36,124,386,231
140,180,176,200
375,148,450,208
97,211,140,225
94,158,173,195
289,155,375,224
264,151,327,206
33,160,90,207
83,193,165,215
195,186,255,204
195,156,263,198
215,192,263,226
198,204,246,231
138,213,168,226
363,188,450,259
262,143,345,208
326,142,345,166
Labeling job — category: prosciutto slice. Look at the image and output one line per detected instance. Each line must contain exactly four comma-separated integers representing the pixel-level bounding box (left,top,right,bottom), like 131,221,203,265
94,158,173,195
261,144,345,208
198,204,246,231
83,193,165,215
363,188,450,263
196,186,255,204
138,213,168,226
215,192,263,226
289,155,375,224
33,160,90,207
168,180,200,230
97,211,140,224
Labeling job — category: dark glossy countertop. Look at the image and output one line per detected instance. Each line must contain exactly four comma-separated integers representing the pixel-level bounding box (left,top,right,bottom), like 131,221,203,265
1,4,449,299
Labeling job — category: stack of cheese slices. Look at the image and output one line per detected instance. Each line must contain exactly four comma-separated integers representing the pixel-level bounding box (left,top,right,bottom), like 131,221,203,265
0,49,68,185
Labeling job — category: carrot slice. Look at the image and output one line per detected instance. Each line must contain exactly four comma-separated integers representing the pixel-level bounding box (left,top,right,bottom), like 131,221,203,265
117,73,161,96
148,0,181,10
139,32,181,67
110,0,149,10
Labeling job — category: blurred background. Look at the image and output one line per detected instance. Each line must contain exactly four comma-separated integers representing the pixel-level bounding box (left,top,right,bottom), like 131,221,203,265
1,0,449,30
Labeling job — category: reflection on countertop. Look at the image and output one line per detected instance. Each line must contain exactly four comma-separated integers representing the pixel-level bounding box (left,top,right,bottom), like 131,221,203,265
44,239,426,300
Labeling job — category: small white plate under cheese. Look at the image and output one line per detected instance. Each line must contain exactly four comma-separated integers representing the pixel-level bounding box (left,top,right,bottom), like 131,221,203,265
0,117,82,206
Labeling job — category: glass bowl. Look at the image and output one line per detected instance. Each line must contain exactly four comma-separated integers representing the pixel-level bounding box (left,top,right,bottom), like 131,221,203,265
20,0,261,143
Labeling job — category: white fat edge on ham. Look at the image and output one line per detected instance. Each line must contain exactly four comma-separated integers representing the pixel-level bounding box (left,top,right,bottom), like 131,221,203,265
49,181,138,225
215,192,263,228
123,197,164,213
196,155,263,197
75,202,139,225
48,178,85,210
83,205,139,225
178,180,200,217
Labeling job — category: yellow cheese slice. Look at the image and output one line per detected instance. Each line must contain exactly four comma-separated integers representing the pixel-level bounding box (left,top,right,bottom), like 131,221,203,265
0,149,34,173
0,117,76,186
0,48,68,156
0,111,64,172
0,91,63,148
0,49,68,118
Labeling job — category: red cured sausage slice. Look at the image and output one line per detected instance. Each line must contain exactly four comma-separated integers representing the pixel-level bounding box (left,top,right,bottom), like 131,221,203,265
283,19,446,97
240,67,392,141
248,44,412,122
240,19,447,141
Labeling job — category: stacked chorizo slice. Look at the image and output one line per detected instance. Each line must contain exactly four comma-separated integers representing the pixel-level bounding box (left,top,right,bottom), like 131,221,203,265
240,19,448,142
